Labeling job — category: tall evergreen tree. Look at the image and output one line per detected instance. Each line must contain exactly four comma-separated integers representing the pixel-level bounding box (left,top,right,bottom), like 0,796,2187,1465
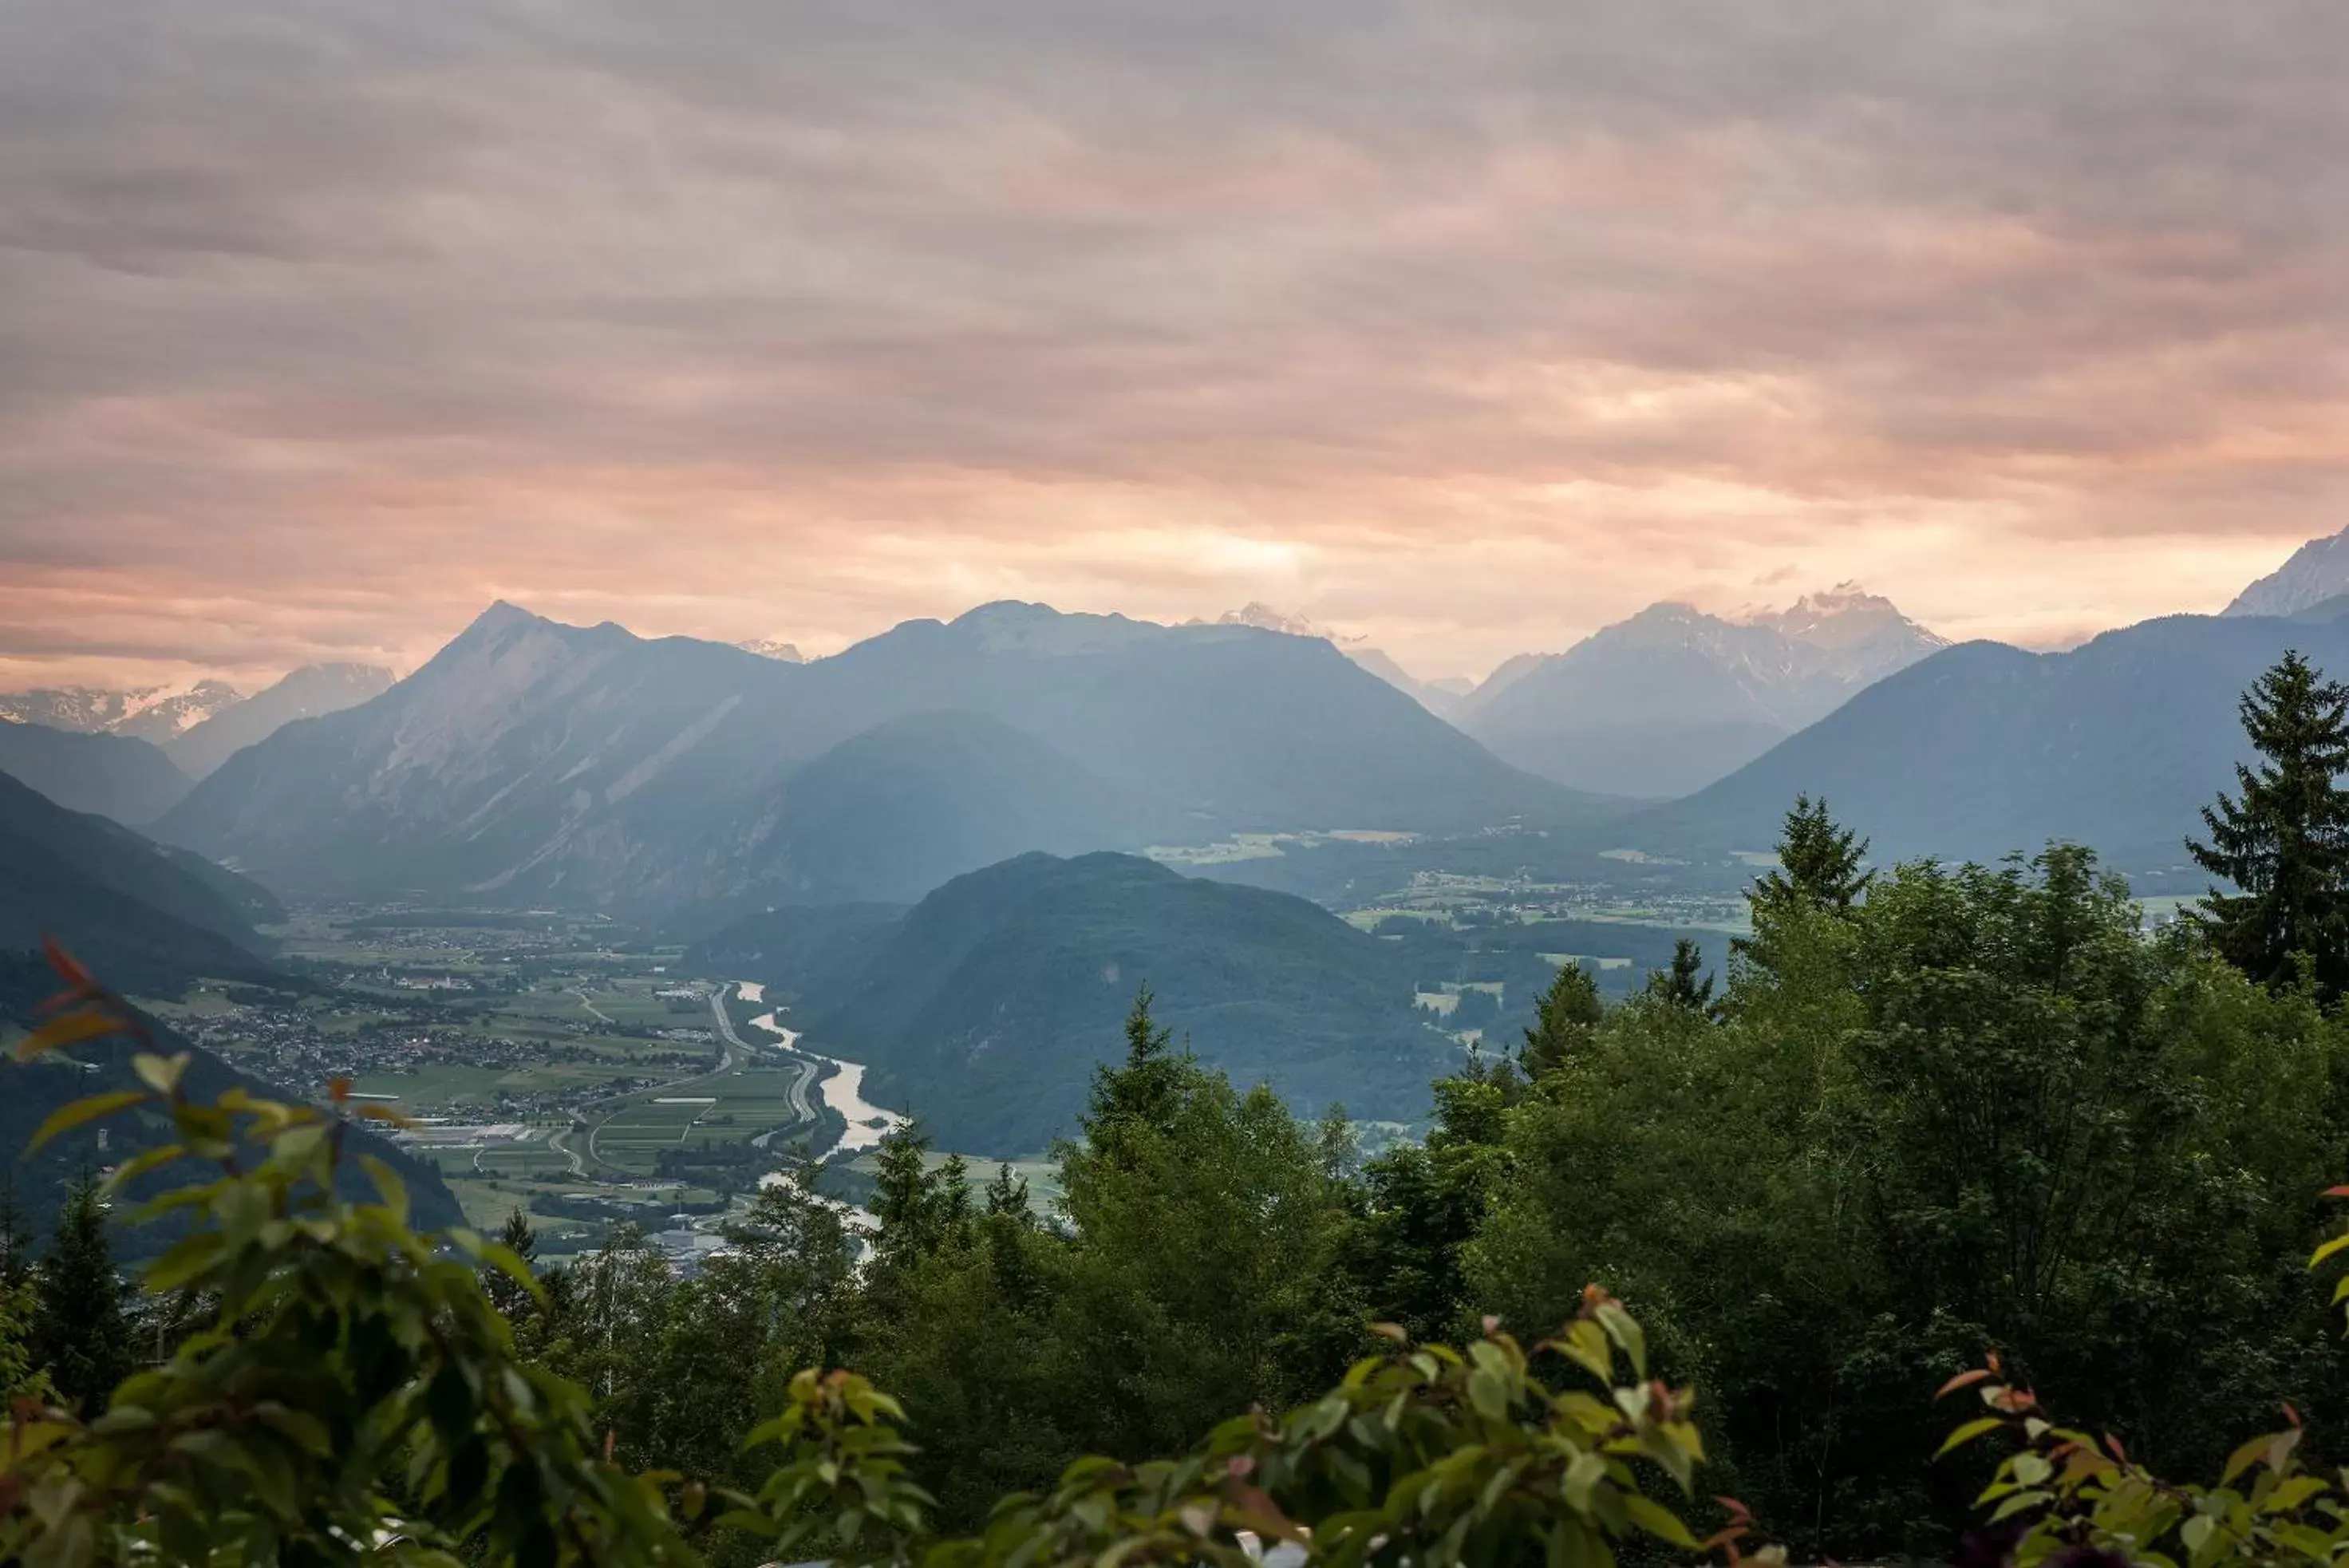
1645,938,1715,1013
984,1162,1032,1219
2187,650,2349,999
871,1121,971,1267
32,1175,133,1413
1080,986,1188,1160
1748,794,1871,922
484,1206,540,1323
1518,961,1604,1080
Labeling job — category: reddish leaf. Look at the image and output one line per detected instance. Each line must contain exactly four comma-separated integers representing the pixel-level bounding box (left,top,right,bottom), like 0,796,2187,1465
41,937,96,993
1936,1369,1995,1401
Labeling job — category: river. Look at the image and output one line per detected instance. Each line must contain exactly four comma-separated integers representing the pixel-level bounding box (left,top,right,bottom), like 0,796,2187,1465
736,981,907,1159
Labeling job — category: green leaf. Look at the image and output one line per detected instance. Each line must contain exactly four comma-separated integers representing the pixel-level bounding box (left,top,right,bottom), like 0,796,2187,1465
2225,1432,2283,1485
1593,1301,1648,1380
1467,1367,1509,1424
2181,1513,2217,1558
27,1089,148,1151
1936,1417,2005,1459
1621,1494,1700,1548
132,1051,190,1094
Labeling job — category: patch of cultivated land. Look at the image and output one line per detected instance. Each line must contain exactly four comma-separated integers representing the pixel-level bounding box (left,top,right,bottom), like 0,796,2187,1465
164,910,837,1262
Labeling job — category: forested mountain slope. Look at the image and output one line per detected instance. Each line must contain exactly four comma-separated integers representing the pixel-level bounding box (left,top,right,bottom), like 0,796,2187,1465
689,851,1458,1154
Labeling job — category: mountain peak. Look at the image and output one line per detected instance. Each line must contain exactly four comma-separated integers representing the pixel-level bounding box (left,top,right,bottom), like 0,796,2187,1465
941,602,1165,655
736,638,805,662
1735,583,1948,658
2224,527,2349,618
467,599,543,634
1216,603,1345,642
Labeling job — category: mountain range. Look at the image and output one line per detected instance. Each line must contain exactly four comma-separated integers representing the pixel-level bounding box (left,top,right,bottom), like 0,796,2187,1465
1632,602,2349,869
0,678,245,741
687,851,1459,1155
1453,586,1949,798
1209,605,1473,715
0,662,393,782
160,601,1598,915
164,663,397,780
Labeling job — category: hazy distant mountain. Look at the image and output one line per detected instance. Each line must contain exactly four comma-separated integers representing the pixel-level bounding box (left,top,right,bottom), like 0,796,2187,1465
5,666,390,782
0,722,191,823
164,600,1593,911
736,638,806,662
718,710,1139,908
0,768,278,992
0,678,245,741
167,662,395,780
0,768,461,1245
2225,527,2349,618
1636,605,2349,869
1211,604,1468,716
691,851,1456,1155
0,788,455,1238
1456,586,1947,799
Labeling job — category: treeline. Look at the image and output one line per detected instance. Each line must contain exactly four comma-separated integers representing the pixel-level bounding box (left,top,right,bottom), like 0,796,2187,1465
12,650,2349,1564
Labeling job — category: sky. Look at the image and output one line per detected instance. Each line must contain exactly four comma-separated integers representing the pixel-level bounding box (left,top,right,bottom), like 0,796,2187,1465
2,2,2344,691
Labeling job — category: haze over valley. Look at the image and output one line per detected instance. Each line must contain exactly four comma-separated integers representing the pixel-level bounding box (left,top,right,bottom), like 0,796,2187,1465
6,526,2349,1250
5,6,2347,1558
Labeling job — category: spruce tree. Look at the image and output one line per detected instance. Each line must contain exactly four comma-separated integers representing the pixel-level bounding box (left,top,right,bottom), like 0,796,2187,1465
32,1175,134,1413
1644,938,1715,1013
1080,985,1188,1160
1750,794,1871,918
870,1121,970,1265
984,1162,1031,1219
1519,961,1603,1080
2188,650,2349,999
485,1207,540,1323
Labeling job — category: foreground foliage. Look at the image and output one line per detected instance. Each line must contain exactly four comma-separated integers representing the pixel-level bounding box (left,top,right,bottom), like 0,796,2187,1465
0,949,1757,1567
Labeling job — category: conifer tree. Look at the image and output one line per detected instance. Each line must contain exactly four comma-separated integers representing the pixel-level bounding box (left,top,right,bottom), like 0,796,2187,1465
1080,985,1188,1160
1750,793,1872,919
984,1162,1031,1219
31,1175,134,1413
871,1121,970,1265
485,1206,540,1323
1519,961,1604,1079
1645,938,1715,1013
2188,650,2349,999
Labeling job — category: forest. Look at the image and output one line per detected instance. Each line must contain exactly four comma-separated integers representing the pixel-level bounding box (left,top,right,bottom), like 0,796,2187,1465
10,652,2349,1566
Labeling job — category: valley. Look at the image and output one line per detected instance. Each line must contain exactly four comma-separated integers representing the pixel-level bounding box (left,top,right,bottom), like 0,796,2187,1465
140,909,901,1266
126,839,1751,1265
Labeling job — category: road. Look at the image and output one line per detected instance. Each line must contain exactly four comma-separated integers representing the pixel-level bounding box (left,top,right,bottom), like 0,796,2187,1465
750,1057,821,1149
548,1124,587,1178
573,988,614,1025
574,983,829,1170
584,993,749,1168
709,987,753,1052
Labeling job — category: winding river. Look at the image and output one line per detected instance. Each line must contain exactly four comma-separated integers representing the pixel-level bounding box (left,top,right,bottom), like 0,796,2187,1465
735,980,907,1158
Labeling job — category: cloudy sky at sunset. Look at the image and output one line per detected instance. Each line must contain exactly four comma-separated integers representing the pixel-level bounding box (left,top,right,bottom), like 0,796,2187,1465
2,1,2344,690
